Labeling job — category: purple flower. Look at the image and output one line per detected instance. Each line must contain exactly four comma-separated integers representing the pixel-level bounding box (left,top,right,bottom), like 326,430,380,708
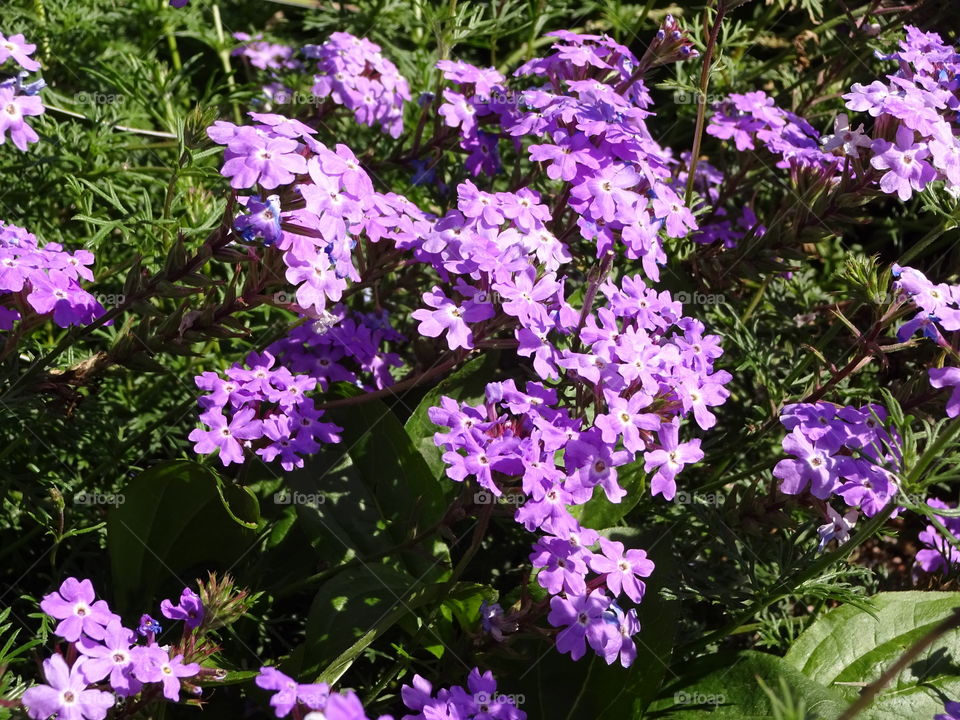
569,164,640,224
821,113,871,156
412,286,494,350
548,590,614,661
137,614,161,638
869,126,936,201
40,577,118,642
130,645,199,701
531,536,588,596
0,33,41,72
0,86,44,151
256,666,329,718
188,407,263,466
595,390,660,454
479,601,518,642
599,604,640,668
21,655,115,720
773,427,846,500
643,421,704,501
235,195,282,245
76,620,141,696
929,367,960,418
400,668,524,720
528,133,600,182
220,133,307,189
587,537,654,602
160,587,205,630
817,506,858,552
916,524,960,575
935,700,960,720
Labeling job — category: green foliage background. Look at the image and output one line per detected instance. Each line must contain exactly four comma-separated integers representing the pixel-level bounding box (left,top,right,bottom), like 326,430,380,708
1,0,959,718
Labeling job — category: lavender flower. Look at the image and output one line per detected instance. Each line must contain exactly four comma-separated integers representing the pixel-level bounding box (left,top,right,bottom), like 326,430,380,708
160,587,205,630
40,577,119,643
21,655,115,720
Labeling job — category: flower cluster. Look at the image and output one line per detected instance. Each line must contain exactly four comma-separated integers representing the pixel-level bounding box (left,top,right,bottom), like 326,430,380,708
915,498,960,575
0,31,44,152
231,32,302,110
890,264,960,418
22,578,213,720
233,32,300,73
401,668,525,720
435,59,510,176
410,181,566,351
509,30,697,281
0,220,104,330
707,90,840,173
189,350,342,469
210,113,378,316
430,273,729,664
304,31,410,138
773,401,901,518
839,26,960,200
267,305,405,392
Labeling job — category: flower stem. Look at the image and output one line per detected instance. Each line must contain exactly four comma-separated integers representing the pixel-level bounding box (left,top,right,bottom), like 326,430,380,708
684,3,726,206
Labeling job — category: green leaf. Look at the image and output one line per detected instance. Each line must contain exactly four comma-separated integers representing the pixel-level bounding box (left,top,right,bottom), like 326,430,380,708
107,460,259,613
572,462,647,529
784,591,960,720
650,651,848,718
285,395,452,578
193,669,260,686
404,352,501,479
327,395,452,541
298,563,421,683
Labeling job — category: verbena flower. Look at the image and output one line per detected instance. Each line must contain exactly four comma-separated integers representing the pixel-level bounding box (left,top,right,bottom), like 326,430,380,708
401,668,525,720
189,351,342,469
21,655,115,720
160,587,205,630
256,667,329,718
773,402,901,514
76,620,141,696
40,577,119,643
0,221,104,328
304,32,409,137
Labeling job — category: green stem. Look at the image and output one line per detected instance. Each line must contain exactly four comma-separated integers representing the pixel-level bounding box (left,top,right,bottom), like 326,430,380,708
740,275,772,323
212,4,242,125
836,608,960,720
897,222,954,266
684,3,726,206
